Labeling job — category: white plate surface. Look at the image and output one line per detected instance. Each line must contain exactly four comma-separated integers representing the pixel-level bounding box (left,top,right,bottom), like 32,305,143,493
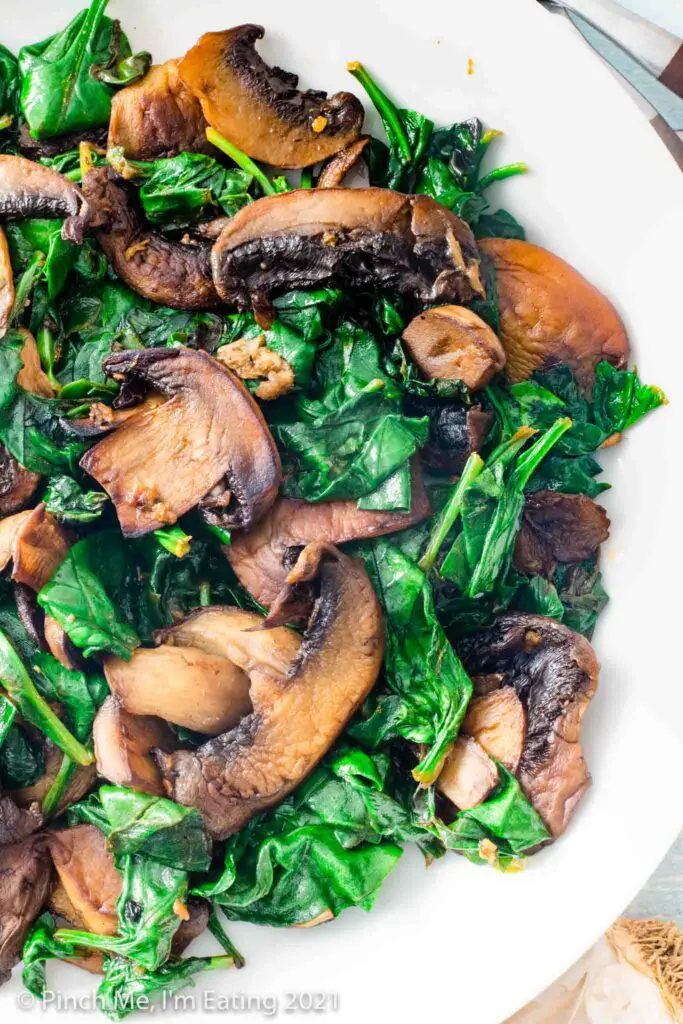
3,1,683,1021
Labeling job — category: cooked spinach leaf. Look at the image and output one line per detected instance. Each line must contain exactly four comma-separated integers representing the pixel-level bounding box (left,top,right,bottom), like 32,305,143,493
0,721,44,788
43,474,109,523
98,955,235,1021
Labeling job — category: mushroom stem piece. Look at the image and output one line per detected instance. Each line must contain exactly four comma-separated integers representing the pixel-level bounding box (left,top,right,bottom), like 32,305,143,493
0,156,89,243
156,544,385,838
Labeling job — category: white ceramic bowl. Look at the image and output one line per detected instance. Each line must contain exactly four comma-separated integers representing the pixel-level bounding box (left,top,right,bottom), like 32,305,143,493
4,2,683,1021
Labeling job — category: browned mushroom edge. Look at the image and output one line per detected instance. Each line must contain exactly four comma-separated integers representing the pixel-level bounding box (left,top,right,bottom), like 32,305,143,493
0,155,89,243
78,347,282,536
0,834,51,983
179,25,364,169
514,491,611,578
210,187,484,311
155,543,384,839
402,305,506,391
457,612,599,838
81,166,220,310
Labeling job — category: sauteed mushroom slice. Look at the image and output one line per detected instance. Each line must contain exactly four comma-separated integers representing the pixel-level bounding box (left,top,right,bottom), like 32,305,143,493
0,504,70,592
462,689,526,773
0,446,40,517
109,60,210,160
211,188,484,309
104,645,253,735
49,825,121,936
0,228,13,339
79,348,282,536
417,402,492,473
0,791,42,846
227,467,430,611
479,238,629,390
459,613,599,837
156,544,384,839
402,305,505,390
16,328,54,398
81,167,220,310
11,740,96,816
317,137,371,188
179,25,364,169
437,736,499,810
514,491,610,578
0,834,51,984
0,155,89,243
93,697,176,796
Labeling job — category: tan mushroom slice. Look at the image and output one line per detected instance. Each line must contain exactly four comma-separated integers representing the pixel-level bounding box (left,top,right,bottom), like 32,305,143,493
479,238,629,391
81,167,220,310
49,825,120,936
437,736,499,810
156,543,385,839
104,645,253,735
0,504,70,592
317,136,371,188
0,155,89,243
211,188,484,310
0,834,51,984
43,615,83,671
93,696,177,796
459,613,599,837
462,689,526,773
79,348,282,536
0,228,13,338
227,467,430,611
402,305,506,391
0,445,40,517
16,328,54,397
179,25,364,169
108,60,210,160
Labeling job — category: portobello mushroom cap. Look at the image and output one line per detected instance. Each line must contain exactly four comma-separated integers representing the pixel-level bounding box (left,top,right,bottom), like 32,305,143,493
79,347,282,536
210,188,484,310
0,228,13,338
0,445,40,517
0,155,89,243
514,490,610,578
227,466,430,611
108,60,210,160
458,613,599,837
93,696,177,796
179,25,364,169
155,543,385,838
81,166,220,310
0,834,51,984
402,305,506,391
479,238,629,391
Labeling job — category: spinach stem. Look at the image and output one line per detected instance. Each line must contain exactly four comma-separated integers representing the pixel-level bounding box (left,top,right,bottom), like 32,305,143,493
206,128,276,196
208,908,246,968
513,416,572,489
41,754,78,816
199,582,212,607
10,252,45,325
300,168,313,189
154,527,192,559
346,62,413,164
478,162,528,192
418,452,484,574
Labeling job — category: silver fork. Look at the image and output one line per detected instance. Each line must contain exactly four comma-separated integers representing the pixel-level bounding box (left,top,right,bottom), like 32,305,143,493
535,0,683,129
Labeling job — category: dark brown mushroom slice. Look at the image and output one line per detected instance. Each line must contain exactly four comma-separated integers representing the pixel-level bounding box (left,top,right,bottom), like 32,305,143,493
79,348,282,536
513,491,611,578
227,466,430,612
81,166,220,310
0,834,51,984
458,613,599,838
317,136,371,188
411,399,491,474
402,305,506,391
17,122,108,160
93,697,177,797
0,155,89,243
156,543,385,838
65,395,166,440
49,825,121,937
479,238,629,391
108,60,210,160
11,741,96,817
0,445,40,517
210,188,484,310
0,790,42,846
179,25,364,169
0,228,13,339
0,504,70,592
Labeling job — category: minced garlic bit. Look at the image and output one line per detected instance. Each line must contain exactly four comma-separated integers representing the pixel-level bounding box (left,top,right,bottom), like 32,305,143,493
311,115,328,134
467,57,475,76
478,839,498,866
173,899,191,921
124,238,151,261
216,334,295,401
